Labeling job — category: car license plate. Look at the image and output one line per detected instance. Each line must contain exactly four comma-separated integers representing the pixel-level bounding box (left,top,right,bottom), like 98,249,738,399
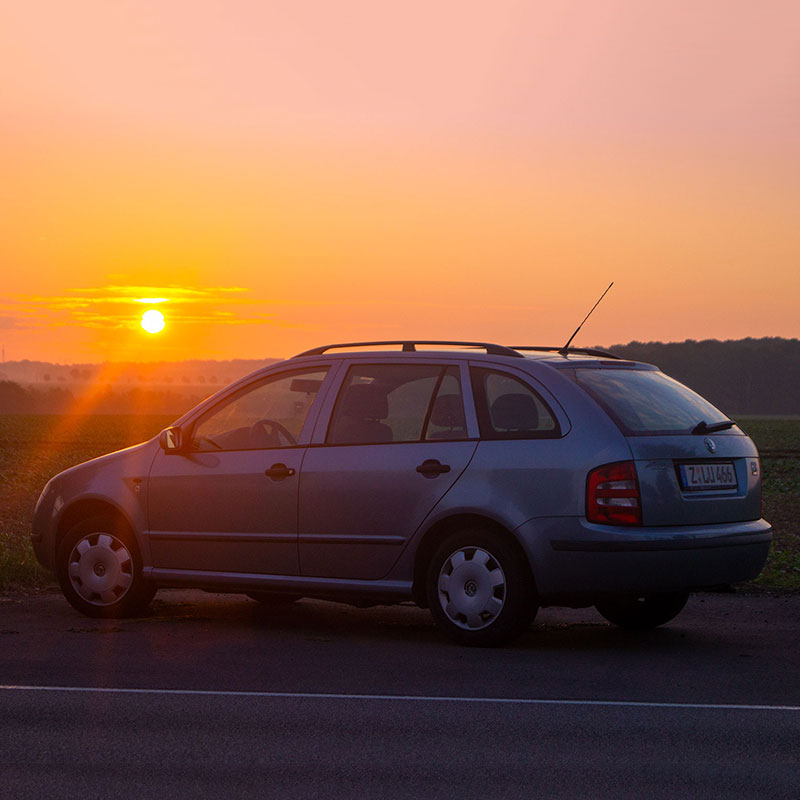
679,462,737,491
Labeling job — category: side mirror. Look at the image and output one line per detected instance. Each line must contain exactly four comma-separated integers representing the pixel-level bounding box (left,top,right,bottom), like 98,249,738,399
159,426,184,453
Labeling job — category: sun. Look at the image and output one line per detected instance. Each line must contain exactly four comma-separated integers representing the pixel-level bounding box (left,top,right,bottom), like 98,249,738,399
140,309,166,334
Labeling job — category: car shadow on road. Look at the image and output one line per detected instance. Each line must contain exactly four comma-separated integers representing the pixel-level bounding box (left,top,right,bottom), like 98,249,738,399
138,590,742,657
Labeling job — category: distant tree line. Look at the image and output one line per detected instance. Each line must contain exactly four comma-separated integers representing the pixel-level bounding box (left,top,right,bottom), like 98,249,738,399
2,339,798,415
0,381,205,416
606,338,800,416
0,357,275,387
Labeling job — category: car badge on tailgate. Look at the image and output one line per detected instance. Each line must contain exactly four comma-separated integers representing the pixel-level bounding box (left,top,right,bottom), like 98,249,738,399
704,437,717,454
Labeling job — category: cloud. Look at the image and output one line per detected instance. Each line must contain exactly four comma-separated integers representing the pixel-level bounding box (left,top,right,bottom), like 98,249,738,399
1,285,283,330
78,285,251,303
0,315,29,330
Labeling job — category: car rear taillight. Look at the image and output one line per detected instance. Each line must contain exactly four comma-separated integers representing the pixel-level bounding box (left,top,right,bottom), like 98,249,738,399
586,461,642,525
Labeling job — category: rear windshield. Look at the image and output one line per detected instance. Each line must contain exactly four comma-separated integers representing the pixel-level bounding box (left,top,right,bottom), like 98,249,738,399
574,368,730,435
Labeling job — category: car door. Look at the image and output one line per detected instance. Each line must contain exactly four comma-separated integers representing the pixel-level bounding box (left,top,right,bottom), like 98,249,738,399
147,365,331,575
298,361,478,579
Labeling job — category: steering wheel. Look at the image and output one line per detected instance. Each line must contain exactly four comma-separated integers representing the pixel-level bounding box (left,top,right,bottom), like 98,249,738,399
249,419,297,447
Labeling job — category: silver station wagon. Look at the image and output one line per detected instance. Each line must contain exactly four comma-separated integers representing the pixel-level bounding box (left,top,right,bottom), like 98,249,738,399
32,340,772,645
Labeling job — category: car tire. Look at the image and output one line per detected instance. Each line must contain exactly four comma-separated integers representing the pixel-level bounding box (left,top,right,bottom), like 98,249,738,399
246,592,302,605
595,591,689,630
426,528,536,647
56,515,156,618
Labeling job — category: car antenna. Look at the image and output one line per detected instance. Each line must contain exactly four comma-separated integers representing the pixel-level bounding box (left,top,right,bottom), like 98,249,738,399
559,282,614,355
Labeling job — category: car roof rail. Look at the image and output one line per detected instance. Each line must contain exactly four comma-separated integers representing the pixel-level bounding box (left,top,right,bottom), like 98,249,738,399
293,340,524,358
510,345,623,359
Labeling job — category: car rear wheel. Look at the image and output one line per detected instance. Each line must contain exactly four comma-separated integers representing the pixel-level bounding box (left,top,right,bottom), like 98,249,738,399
426,528,536,647
57,515,156,618
595,591,689,630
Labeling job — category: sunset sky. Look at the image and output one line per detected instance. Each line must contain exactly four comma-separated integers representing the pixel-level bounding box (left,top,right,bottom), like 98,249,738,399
1,0,798,364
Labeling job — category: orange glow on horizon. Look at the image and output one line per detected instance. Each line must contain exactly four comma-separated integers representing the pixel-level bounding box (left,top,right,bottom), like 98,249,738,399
0,1,797,364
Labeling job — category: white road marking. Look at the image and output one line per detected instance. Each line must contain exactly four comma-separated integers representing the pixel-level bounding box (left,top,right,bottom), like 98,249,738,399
1,684,798,712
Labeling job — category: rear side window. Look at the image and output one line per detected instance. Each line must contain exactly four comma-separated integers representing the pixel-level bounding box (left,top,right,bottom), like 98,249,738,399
470,368,560,439
575,368,730,435
327,364,466,444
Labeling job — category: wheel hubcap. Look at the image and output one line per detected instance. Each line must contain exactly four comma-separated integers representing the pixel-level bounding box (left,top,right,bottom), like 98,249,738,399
67,533,133,606
437,547,506,630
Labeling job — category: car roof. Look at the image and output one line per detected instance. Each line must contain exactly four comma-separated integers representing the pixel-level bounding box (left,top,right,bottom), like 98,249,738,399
291,340,627,363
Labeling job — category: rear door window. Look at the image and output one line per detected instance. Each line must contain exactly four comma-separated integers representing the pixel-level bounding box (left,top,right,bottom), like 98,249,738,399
574,368,730,435
470,367,560,439
327,364,466,444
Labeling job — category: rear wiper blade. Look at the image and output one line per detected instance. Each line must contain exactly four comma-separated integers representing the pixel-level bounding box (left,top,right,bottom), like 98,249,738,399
692,419,735,435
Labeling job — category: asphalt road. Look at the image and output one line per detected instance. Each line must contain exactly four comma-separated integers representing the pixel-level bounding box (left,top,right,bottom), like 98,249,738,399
2,589,799,798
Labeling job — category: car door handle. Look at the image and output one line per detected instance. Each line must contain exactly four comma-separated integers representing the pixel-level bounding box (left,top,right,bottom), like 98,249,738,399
265,463,296,481
416,459,451,478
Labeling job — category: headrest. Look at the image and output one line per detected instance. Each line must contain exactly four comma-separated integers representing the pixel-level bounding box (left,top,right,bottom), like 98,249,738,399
490,393,539,431
430,394,466,428
339,383,388,420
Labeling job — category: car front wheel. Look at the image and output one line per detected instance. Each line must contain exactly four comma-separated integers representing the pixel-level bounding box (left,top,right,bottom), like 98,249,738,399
595,591,689,630
426,528,536,647
56,516,155,618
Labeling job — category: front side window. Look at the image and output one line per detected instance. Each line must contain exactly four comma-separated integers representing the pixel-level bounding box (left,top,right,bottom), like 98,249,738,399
191,368,329,451
471,367,560,439
327,364,466,444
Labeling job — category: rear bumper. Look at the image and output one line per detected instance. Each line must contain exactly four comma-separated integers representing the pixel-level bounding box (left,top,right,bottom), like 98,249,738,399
515,517,772,600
